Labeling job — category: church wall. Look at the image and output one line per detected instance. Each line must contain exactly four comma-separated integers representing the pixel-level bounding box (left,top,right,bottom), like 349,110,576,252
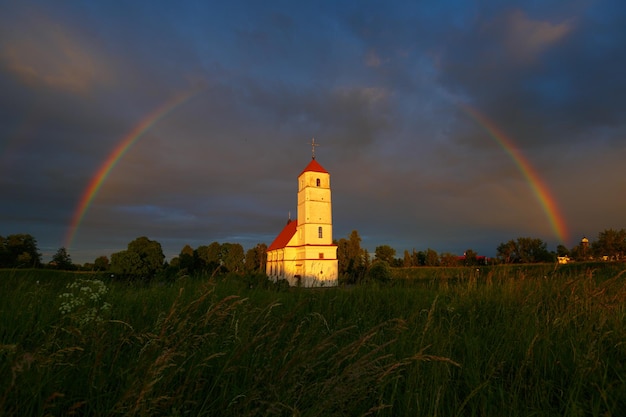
297,171,333,247
298,200,332,223
301,258,338,287
299,172,330,190
298,224,333,246
267,158,338,288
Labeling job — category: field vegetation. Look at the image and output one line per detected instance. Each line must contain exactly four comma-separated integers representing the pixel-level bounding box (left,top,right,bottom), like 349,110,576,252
1,263,626,416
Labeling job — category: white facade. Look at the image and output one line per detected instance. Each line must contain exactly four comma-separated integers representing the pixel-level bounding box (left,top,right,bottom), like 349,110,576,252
266,158,338,287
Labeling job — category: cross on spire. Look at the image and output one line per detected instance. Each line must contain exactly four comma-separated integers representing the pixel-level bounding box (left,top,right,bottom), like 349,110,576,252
310,137,319,159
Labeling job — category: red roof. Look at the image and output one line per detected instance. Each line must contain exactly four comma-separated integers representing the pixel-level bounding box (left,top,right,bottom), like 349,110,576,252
299,158,328,176
267,220,298,251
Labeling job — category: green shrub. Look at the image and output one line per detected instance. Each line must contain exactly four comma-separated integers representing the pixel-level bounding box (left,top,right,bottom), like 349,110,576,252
366,260,392,283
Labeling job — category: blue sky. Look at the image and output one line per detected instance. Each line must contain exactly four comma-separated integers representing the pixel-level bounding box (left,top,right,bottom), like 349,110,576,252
1,0,625,263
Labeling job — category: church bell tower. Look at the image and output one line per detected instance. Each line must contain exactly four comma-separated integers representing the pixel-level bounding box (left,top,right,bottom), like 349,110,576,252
266,139,338,287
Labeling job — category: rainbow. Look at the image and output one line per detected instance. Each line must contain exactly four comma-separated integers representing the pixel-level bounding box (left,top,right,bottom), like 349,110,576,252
460,104,569,244
64,90,199,249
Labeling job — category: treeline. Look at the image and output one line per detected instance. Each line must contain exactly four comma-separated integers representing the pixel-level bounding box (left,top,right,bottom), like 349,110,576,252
371,230,626,268
2,228,625,279
86,238,267,281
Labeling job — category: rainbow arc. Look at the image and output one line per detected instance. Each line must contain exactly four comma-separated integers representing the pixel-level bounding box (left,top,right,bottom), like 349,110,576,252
64,90,199,249
460,104,569,244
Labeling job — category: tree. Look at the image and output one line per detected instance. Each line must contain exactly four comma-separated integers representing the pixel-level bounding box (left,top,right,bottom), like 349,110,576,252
497,240,517,263
196,242,221,272
403,250,413,267
111,250,143,276
463,249,478,266
337,230,368,283
374,245,396,265
52,247,74,270
0,234,42,268
0,236,7,266
366,261,391,283
497,237,552,263
128,237,165,274
424,248,439,266
556,244,570,257
439,252,459,267
413,250,426,266
346,230,368,271
221,243,244,273
110,236,165,279
592,228,626,260
179,244,195,272
336,238,349,274
244,243,267,273
517,237,552,263
94,256,110,271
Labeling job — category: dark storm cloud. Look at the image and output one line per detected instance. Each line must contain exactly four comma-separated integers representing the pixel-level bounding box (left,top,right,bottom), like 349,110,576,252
436,3,626,148
1,0,625,263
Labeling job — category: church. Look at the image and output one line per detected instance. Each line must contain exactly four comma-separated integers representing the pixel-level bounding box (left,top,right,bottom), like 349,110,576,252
266,144,338,287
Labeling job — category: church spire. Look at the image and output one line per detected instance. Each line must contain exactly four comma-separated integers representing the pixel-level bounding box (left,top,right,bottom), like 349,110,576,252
310,137,319,159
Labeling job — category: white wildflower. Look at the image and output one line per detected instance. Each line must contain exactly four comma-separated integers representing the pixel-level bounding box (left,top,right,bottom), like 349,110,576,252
58,278,112,325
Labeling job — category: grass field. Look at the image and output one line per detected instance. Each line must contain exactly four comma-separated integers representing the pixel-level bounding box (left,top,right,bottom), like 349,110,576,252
1,263,625,416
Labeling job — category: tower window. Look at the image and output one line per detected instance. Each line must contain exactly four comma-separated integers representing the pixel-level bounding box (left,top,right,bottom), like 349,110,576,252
319,253,324,259
316,178,321,187
318,226,323,238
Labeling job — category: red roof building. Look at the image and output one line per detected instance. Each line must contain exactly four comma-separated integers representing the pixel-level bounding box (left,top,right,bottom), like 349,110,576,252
266,156,338,287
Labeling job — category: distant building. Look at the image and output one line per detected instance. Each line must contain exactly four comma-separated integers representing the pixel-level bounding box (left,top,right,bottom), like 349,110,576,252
266,153,338,287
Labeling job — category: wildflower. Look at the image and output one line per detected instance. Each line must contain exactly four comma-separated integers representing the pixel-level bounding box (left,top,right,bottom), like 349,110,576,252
58,278,111,325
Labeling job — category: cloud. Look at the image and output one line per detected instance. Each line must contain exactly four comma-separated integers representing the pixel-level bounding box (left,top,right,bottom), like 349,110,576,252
1,1,625,264
365,49,382,67
433,4,626,153
504,9,573,64
0,13,113,94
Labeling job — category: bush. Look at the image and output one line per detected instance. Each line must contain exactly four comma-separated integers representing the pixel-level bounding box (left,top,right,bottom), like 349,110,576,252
366,260,392,283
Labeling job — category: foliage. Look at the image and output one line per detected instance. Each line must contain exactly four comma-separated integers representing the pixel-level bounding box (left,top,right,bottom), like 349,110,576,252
110,236,165,279
197,241,221,271
0,233,42,268
497,237,553,263
403,249,413,267
439,252,459,267
592,228,626,260
424,248,439,266
169,241,249,277
336,230,368,284
556,244,570,257
244,243,267,273
374,244,396,265
413,250,426,266
51,247,75,270
178,244,195,271
2,264,626,415
462,249,478,266
366,260,392,283
220,242,245,273
93,255,110,271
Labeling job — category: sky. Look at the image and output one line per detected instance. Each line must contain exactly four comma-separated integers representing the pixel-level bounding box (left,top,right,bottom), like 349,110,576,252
1,0,625,264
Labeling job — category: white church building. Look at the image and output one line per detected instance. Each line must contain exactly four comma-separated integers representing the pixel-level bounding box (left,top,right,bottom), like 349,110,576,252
266,151,338,287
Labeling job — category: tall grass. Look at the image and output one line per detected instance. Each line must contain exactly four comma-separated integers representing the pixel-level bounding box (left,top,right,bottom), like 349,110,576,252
1,264,625,416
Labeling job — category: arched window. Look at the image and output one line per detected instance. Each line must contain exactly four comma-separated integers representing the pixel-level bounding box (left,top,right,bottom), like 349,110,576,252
316,178,321,187
318,226,323,238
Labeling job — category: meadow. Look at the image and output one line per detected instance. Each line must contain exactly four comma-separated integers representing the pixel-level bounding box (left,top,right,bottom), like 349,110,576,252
1,263,625,416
